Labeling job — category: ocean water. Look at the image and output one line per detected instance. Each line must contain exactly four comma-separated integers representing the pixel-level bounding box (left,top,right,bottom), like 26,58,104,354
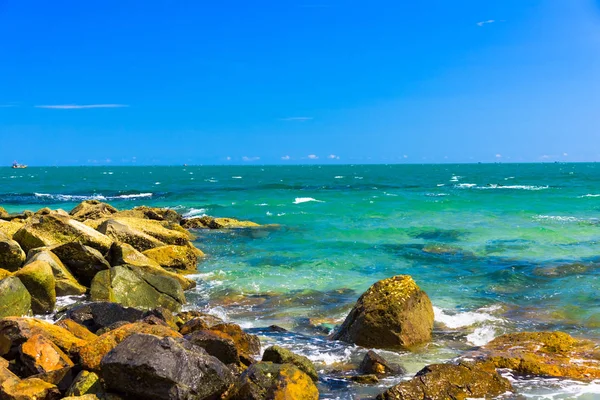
2,163,600,399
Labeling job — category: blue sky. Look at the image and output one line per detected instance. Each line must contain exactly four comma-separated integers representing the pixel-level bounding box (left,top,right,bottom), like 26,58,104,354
1,0,599,165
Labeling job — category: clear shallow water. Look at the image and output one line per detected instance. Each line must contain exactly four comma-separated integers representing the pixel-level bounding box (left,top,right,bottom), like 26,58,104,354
2,164,600,399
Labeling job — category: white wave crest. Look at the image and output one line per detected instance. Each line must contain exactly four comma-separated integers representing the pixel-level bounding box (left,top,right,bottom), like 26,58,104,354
434,306,502,329
533,215,598,223
232,176,242,179
182,208,207,218
455,183,477,188
334,176,344,179
466,326,498,346
579,194,600,198
293,197,324,204
34,192,152,201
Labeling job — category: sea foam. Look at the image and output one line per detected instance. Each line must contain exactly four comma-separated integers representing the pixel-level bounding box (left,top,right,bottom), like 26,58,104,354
293,197,324,204
34,192,153,201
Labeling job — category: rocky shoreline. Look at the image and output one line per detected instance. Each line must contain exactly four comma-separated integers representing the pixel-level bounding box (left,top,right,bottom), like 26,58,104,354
0,201,599,399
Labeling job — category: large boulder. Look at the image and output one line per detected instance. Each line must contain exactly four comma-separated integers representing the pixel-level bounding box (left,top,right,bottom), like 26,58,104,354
262,346,318,382
0,317,86,358
209,323,261,365
101,333,234,399
55,319,98,342
70,200,118,221
96,220,166,252
0,233,26,271
478,331,600,381
185,330,241,365
376,362,512,400
13,260,56,314
50,242,111,287
0,277,32,318
94,217,191,246
330,275,434,349
0,376,61,400
226,362,319,400
13,213,113,253
64,302,145,333
25,250,86,296
90,265,186,312
142,244,203,271
19,333,74,376
113,206,181,223
78,322,182,371
0,220,24,238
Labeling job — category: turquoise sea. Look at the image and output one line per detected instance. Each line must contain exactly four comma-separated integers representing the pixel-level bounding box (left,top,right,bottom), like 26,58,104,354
2,163,600,399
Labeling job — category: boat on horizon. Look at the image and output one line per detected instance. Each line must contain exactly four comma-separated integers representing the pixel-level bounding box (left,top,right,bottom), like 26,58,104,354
12,161,27,169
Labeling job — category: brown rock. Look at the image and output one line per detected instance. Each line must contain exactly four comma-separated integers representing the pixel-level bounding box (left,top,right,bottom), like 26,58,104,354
20,334,74,375
0,233,26,272
70,200,118,221
50,242,111,287
359,350,404,376
210,323,261,364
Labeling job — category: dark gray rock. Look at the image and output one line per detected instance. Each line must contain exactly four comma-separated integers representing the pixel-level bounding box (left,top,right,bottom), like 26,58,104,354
64,302,145,333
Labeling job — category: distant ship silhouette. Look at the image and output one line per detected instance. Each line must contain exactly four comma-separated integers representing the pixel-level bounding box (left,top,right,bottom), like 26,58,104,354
12,161,27,169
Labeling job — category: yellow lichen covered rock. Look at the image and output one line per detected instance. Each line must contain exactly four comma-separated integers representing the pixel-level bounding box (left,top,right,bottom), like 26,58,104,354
55,319,98,342
70,200,118,221
95,217,191,246
0,220,24,238
0,232,26,272
19,333,74,375
25,249,86,296
330,275,434,349
182,216,260,229
480,331,600,381
13,260,56,314
0,376,61,400
142,243,204,271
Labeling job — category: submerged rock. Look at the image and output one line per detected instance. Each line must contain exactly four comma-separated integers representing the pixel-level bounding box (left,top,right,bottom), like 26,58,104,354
0,233,26,271
13,260,56,314
376,362,512,400
358,350,404,376
225,362,318,400
479,331,600,381
101,333,234,400
25,249,86,296
262,345,318,382
0,277,32,318
330,275,434,349
70,200,118,222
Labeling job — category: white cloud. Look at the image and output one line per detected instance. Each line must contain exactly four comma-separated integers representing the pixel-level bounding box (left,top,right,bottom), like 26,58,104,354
307,154,318,159
403,155,408,158
563,153,568,156
477,19,495,27
281,155,291,160
280,117,313,122
226,156,232,161
495,154,502,158
242,156,260,162
541,155,550,159
35,104,129,109
327,154,339,159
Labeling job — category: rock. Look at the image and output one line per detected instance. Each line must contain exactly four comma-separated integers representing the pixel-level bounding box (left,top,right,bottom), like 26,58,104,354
106,242,195,290
113,206,181,223
13,213,113,253
19,333,74,375
25,250,86,296
330,275,434,349
350,374,379,384
96,220,166,252
185,330,241,365
142,244,203,271
376,362,512,400
178,314,224,335
226,362,319,400
142,307,180,331
0,220,24,238
65,370,103,397
177,310,225,326
0,376,61,400
64,302,145,333
70,200,118,222
479,331,600,381
0,269,10,279
55,319,98,342
100,333,234,400
359,350,404,376
78,322,181,371
0,233,26,271
182,216,260,229
95,321,131,336
0,277,32,318
210,323,261,365
90,265,185,312
13,260,56,314
0,317,86,358
0,206,8,218
50,242,111,287
95,217,192,246
262,345,318,382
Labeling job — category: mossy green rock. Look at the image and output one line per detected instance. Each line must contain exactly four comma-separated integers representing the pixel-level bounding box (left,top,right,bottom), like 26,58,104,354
13,260,56,314
331,275,434,349
13,213,113,253
376,362,513,400
70,200,118,222
0,277,32,318
25,250,86,296
0,233,26,272
65,370,103,396
90,265,185,312
262,345,318,382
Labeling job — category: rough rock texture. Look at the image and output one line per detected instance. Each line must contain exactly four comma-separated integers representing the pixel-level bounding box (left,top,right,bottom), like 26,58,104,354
479,331,600,381
0,277,32,318
0,317,86,358
359,350,405,376
142,307,180,331
106,242,195,290
0,376,61,400
94,217,191,246
142,244,203,271
182,216,260,229
178,314,225,335
19,333,74,375
13,213,113,253
78,322,182,371
96,219,166,252
210,323,261,365
262,345,318,382
185,330,241,365
0,233,26,271
55,319,98,342
0,206,8,218
25,249,86,296
65,370,103,397
101,333,234,400
330,275,434,349
50,242,111,287
376,362,513,400
70,200,118,222
64,302,145,333
90,265,185,312
0,221,24,239
113,206,182,223
13,260,56,314
226,362,319,400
